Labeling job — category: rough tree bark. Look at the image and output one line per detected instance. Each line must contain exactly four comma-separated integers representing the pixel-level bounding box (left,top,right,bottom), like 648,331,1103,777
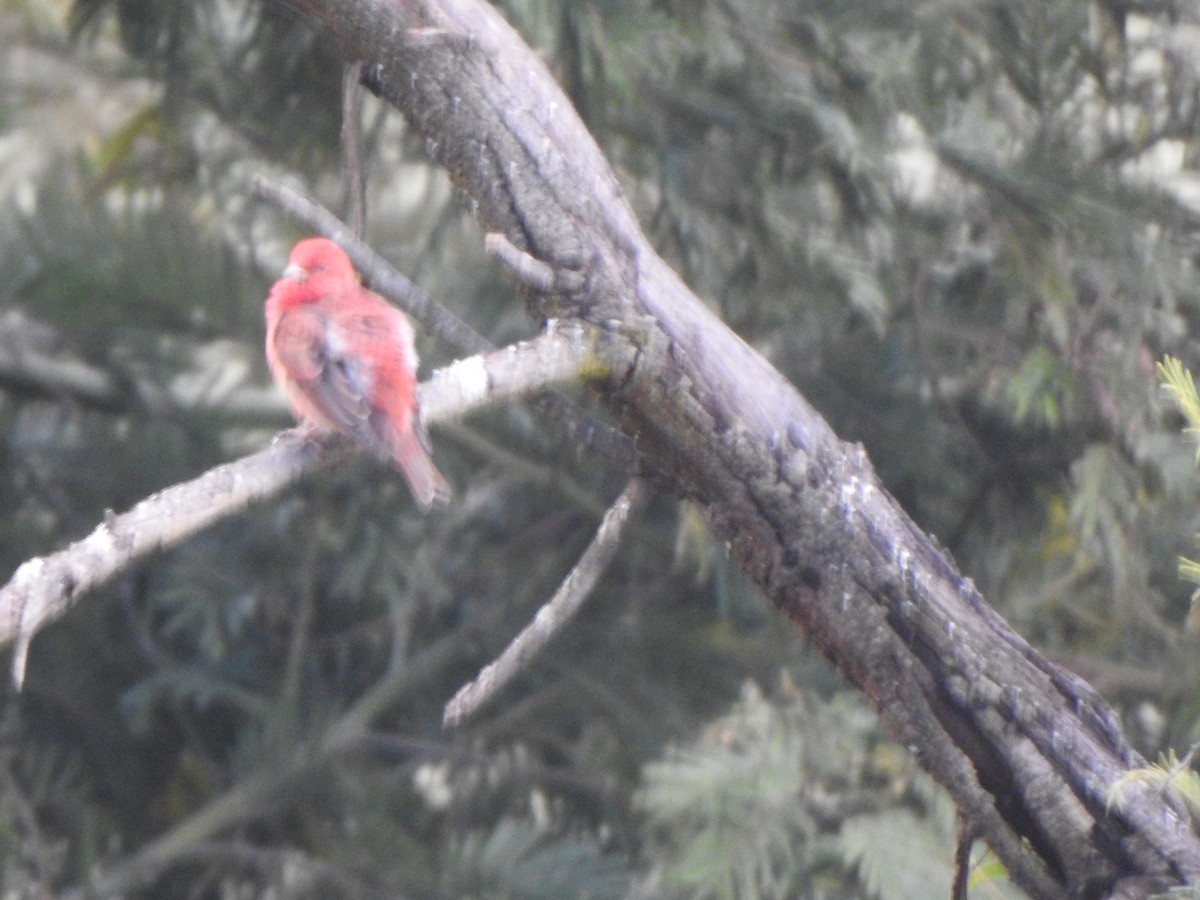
270,1,1200,897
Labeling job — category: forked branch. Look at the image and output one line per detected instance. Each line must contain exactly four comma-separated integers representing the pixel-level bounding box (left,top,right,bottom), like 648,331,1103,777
0,323,610,687
272,0,1200,895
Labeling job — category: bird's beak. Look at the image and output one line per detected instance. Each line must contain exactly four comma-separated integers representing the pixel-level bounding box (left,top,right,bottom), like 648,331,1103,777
282,263,307,282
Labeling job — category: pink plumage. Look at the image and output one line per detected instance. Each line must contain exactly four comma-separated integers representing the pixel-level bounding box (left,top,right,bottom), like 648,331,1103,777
265,238,450,508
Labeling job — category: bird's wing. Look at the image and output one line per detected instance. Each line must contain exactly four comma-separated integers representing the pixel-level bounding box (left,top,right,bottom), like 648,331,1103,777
271,305,386,454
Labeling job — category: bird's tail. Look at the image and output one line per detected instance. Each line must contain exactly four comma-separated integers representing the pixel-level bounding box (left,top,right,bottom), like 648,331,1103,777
391,426,451,510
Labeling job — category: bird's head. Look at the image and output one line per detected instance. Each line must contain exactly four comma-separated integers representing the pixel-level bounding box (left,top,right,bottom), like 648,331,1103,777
281,238,357,285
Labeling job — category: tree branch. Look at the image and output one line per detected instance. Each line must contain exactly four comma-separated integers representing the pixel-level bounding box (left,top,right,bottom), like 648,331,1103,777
0,324,610,687
340,60,367,238
443,478,645,727
485,232,555,293
272,0,1200,894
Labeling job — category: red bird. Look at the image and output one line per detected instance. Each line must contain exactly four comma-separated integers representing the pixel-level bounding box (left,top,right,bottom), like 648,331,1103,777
265,237,450,508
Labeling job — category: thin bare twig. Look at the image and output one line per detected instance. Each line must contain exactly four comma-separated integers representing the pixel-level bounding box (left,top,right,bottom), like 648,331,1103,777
341,61,367,238
437,421,608,516
443,479,645,728
485,232,554,293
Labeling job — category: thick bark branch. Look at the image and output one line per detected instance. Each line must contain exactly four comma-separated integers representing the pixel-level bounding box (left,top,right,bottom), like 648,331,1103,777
277,0,1200,895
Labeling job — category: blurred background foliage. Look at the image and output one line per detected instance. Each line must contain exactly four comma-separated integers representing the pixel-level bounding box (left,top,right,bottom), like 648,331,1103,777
0,0,1198,896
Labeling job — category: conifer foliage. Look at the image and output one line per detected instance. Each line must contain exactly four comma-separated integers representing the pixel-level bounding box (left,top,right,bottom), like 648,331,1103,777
0,0,1199,896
